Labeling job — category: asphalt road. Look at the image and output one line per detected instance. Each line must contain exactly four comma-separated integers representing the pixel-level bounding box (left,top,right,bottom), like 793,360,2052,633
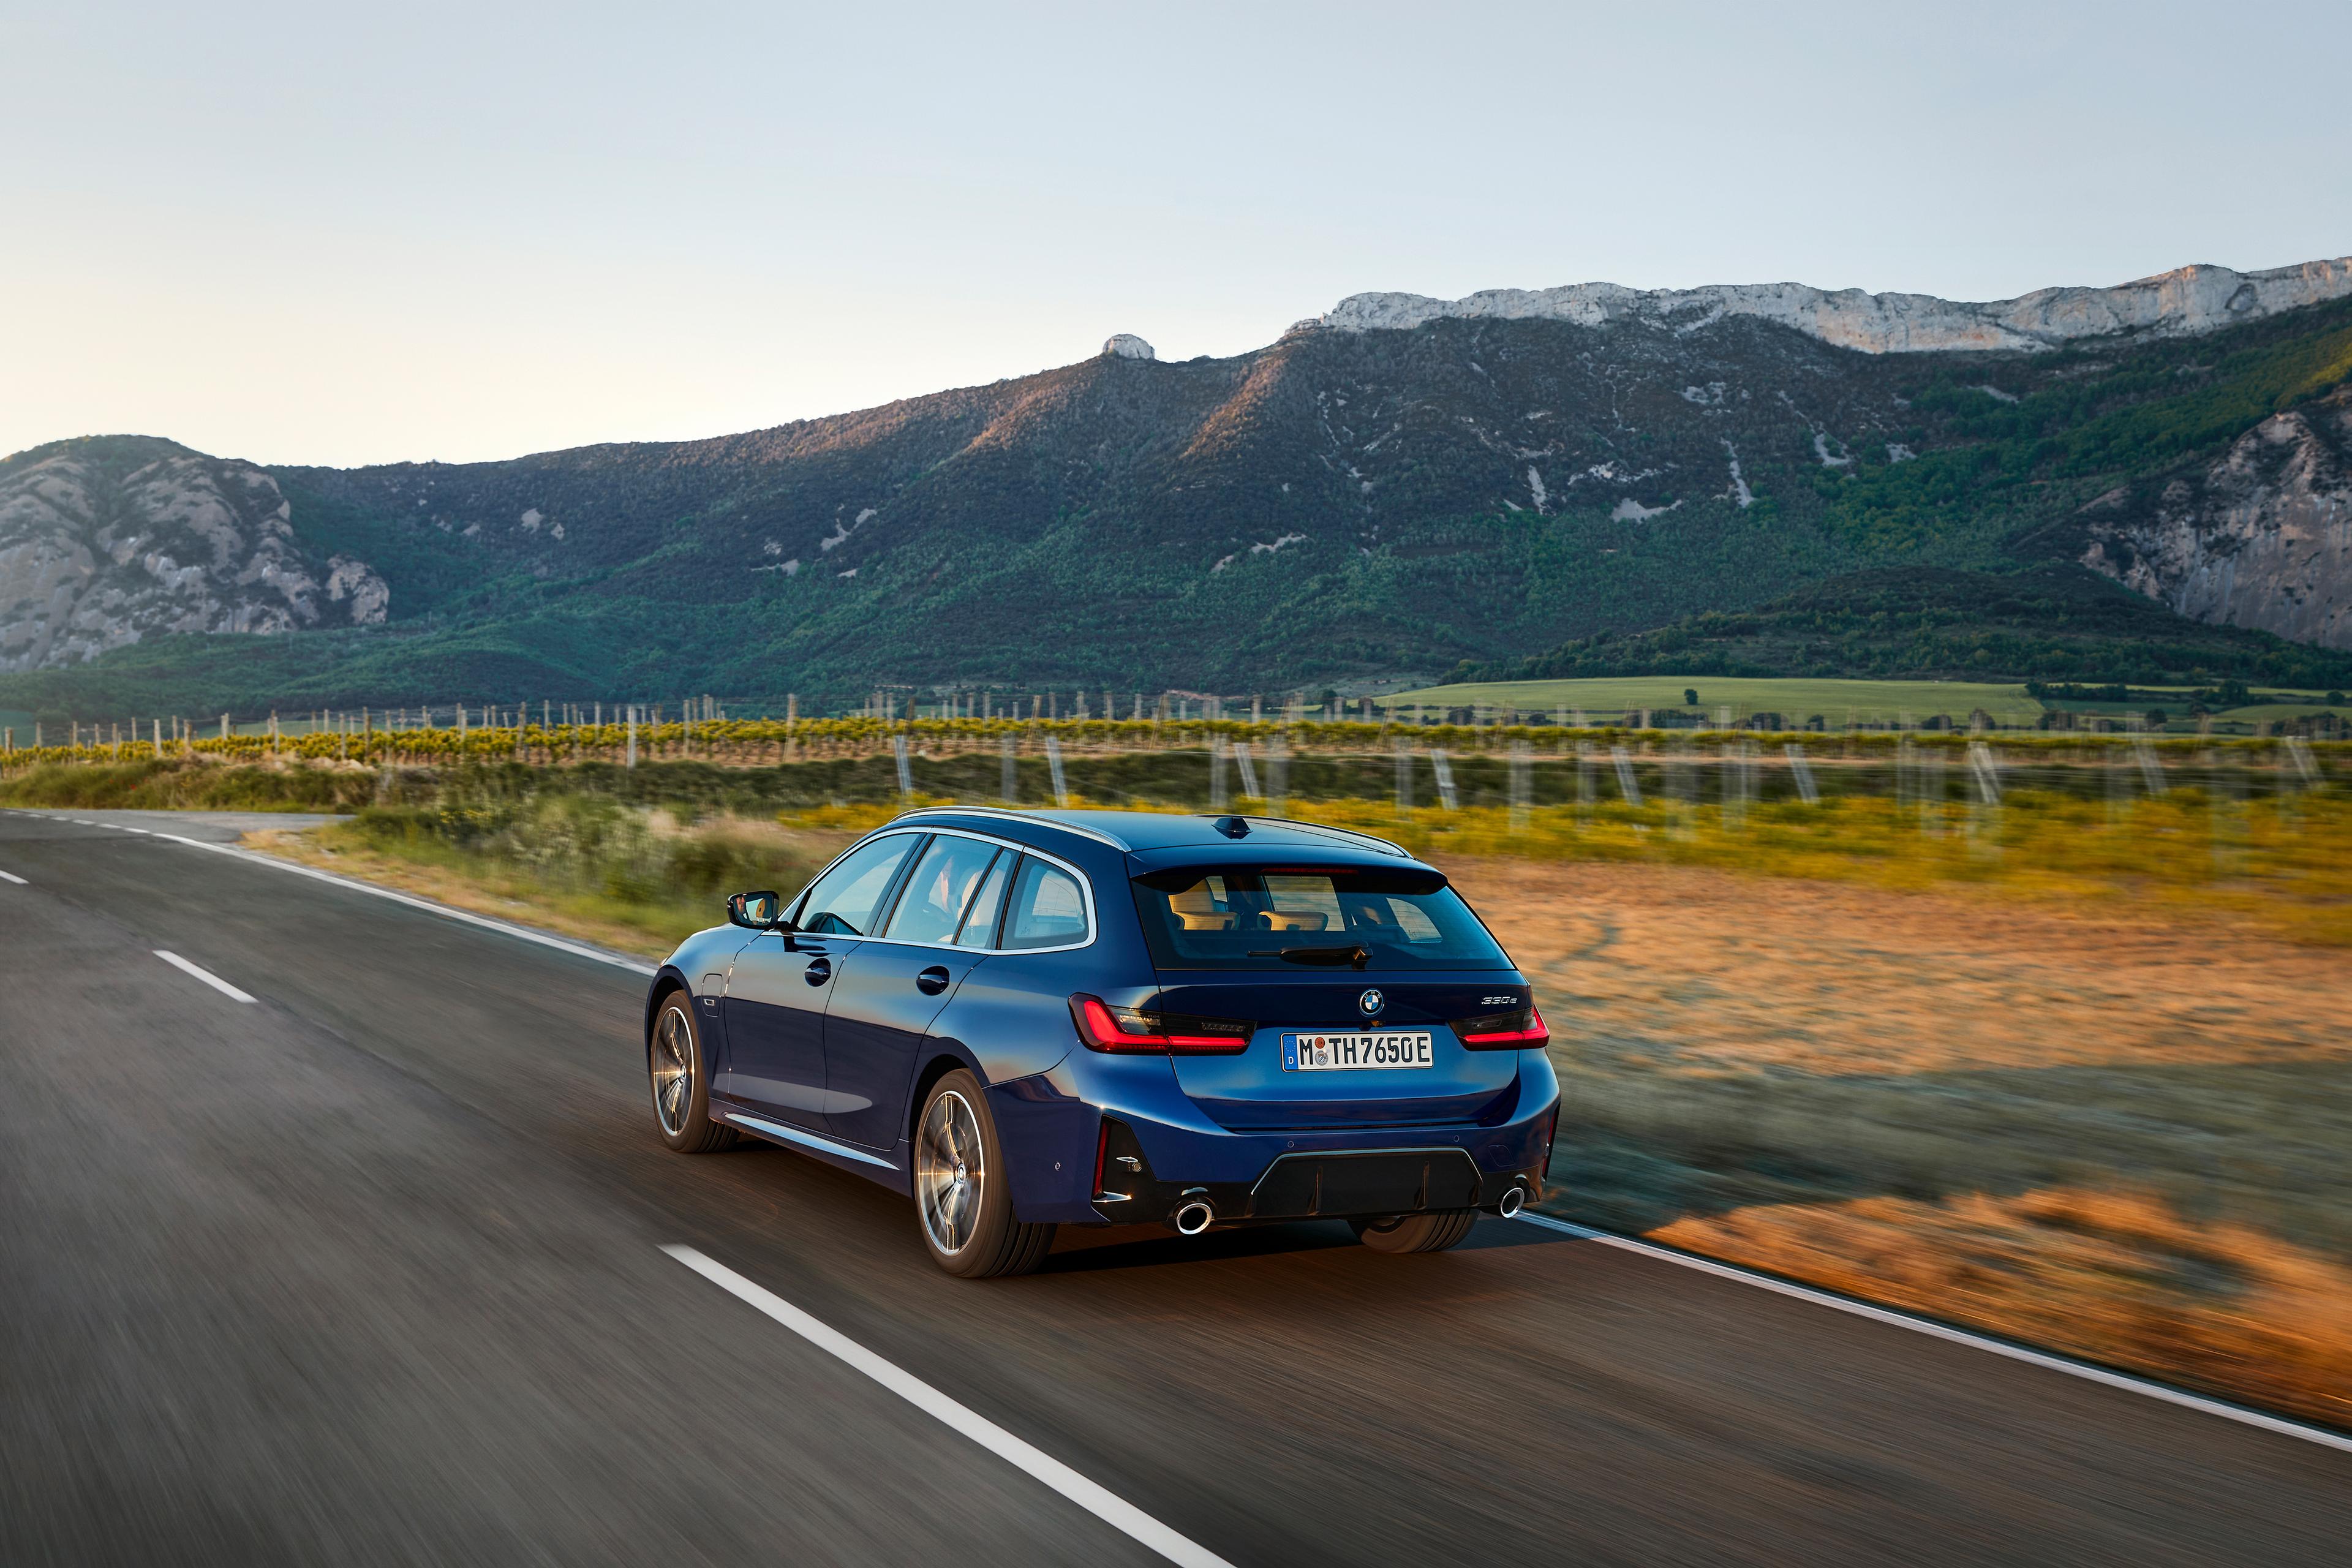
2,808,2346,1566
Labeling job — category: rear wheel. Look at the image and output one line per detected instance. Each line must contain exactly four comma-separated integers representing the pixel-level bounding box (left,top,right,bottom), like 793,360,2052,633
1351,1210,1478,1254
914,1070,1055,1278
649,994,737,1154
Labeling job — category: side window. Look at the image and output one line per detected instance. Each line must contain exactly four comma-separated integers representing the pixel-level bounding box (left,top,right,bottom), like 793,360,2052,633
952,852,1015,948
795,835,920,936
884,838,1003,945
1000,858,1090,950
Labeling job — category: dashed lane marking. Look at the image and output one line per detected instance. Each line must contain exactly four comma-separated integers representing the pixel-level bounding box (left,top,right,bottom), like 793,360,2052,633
153,949,258,1004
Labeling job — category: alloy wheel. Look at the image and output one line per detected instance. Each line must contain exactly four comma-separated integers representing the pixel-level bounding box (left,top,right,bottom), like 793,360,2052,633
652,1006,695,1136
917,1090,985,1255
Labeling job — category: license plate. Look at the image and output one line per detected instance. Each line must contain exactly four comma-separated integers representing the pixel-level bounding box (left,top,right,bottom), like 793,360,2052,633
1280,1031,1435,1071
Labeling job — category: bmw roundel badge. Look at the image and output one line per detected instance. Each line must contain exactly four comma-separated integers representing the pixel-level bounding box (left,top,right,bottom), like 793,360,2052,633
1358,988,1384,1017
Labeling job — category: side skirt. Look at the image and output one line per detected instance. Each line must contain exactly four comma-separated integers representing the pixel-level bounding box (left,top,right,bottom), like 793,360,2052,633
715,1108,913,1195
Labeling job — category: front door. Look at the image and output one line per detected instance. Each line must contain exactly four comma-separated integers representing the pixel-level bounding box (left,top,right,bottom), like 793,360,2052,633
718,930,850,1128
718,830,925,1129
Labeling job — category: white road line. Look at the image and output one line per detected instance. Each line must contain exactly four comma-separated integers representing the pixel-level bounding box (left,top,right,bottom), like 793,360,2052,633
153,949,258,1004
1512,1211,2352,1455
0,869,25,884
663,1245,1235,1568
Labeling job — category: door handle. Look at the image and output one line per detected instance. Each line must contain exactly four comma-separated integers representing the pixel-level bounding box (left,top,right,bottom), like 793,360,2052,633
804,958,832,986
916,965,952,996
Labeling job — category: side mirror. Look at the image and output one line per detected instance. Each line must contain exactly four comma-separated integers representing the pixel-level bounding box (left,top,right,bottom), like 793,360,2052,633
728,890,786,930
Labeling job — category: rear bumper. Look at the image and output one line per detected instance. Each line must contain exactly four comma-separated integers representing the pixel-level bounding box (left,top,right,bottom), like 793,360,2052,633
987,1048,1560,1227
1096,1140,1540,1228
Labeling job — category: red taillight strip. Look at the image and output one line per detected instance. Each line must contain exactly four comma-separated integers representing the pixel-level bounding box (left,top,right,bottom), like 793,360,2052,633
1068,995,1249,1055
1459,1005,1550,1049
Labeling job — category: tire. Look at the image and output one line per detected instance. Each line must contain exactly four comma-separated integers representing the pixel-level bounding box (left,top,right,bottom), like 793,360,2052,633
913,1069,1055,1278
649,993,739,1154
1351,1210,1479,1254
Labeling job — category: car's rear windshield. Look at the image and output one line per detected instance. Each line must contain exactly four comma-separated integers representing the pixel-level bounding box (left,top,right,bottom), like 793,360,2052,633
1130,865,1510,971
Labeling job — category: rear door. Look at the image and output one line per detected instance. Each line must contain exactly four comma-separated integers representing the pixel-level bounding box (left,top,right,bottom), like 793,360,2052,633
820,835,1008,1150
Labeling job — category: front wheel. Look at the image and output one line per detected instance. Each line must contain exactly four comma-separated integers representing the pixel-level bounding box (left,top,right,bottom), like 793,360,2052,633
914,1070,1055,1278
1351,1210,1478,1254
649,994,737,1154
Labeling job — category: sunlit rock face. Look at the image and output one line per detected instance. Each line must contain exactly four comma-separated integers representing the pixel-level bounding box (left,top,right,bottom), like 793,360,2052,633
2075,389,2352,649
1325,258,2352,355
1102,334,1156,360
0,436,388,671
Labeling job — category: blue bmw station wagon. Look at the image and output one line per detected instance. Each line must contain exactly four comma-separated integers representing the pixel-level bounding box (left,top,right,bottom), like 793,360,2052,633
644,809,1560,1276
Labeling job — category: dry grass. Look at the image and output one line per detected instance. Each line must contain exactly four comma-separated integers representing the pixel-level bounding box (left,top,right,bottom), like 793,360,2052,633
1654,1189,2352,1430
247,813,857,959
1442,856,2352,1427
1298,791,2352,948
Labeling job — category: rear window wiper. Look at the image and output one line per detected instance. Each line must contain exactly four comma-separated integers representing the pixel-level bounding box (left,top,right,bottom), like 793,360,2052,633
1248,944,1371,970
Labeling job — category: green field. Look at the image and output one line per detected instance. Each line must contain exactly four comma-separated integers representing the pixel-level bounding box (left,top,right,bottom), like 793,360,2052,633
2217,702,2352,725
1383,676,2043,725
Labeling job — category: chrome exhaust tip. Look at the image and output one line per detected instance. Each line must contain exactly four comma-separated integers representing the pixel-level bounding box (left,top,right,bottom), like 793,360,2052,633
1173,1200,1215,1236
1496,1185,1526,1218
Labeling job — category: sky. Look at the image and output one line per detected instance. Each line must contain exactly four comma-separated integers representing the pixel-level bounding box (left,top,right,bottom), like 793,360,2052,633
5,0,2350,469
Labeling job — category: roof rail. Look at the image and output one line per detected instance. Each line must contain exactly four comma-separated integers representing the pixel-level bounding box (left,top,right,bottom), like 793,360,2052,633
888,805,1133,852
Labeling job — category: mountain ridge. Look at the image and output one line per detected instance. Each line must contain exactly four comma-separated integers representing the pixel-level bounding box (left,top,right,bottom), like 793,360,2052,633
1324,256,2352,355
6,255,2352,715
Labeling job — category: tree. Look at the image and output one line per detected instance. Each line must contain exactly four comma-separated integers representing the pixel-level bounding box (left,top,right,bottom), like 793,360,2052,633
1683,687,1699,707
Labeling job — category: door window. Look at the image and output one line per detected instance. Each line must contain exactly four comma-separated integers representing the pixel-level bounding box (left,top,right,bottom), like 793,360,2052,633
1000,858,1090,950
952,851,1015,948
795,834,920,935
884,838,1003,946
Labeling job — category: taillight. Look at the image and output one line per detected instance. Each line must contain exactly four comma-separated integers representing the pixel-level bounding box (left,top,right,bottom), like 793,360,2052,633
1069,994,1251,1055
1457,1004,1550,1050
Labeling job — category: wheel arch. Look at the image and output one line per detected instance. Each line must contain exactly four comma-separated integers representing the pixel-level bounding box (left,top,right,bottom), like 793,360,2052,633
907,1049,984,1148
643,967,691,1060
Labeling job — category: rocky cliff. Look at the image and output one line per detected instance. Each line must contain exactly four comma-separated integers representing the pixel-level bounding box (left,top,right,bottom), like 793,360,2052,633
2071,389,2352,649
1325,258,2352,355
0,436,386,672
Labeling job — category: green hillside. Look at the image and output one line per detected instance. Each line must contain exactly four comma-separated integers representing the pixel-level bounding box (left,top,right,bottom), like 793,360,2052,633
1449,566,2352,692
5,290,2352,719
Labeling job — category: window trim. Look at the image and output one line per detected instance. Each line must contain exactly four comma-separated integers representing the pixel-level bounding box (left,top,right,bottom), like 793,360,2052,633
790,827,1098,956
993,853,1096,954
948,847,1013,949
